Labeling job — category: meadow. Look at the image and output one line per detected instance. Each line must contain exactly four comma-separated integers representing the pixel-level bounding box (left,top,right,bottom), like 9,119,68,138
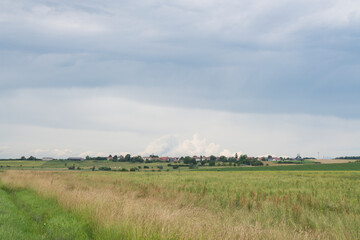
198,162,360,171
0,160,175,171
0,169,359,239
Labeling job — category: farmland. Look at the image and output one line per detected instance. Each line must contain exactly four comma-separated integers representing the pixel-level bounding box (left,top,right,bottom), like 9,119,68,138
0,169,359,239
198,162,360,171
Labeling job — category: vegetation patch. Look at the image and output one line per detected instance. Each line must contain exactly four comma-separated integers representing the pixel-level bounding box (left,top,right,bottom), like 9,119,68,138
0,185,92,240
197,162,360,171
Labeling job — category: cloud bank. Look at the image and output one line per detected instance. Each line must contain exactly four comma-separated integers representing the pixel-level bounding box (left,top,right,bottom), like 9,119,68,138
1,0,360,158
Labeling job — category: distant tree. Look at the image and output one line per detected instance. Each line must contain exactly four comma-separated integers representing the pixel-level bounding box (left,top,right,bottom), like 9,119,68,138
27,156,37,161
218,156,227,162
228,157,237,162
239,154,247,162
20,156,26,160
209,160,216,166
209,155,217,161
131,156,144,163
183,156,196,165
124,154,131,162
235,153,238,160
85,156,91,160
112,155,118,162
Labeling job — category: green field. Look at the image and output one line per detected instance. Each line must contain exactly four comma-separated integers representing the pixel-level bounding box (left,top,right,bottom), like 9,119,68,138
0,160,174,171
198,162,360,171
0,169,359,239
1,160,359,172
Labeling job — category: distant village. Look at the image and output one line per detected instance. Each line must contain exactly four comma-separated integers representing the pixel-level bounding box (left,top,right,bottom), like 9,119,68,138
38,154,307,162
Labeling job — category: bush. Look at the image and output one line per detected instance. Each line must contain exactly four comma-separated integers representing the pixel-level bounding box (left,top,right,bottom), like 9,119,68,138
99,167,111,171
157,166,163,170
143,166,149,169
76,166,81,170
120,168,128,172
172,165,179,169
130,167,138,172
189,164,198,169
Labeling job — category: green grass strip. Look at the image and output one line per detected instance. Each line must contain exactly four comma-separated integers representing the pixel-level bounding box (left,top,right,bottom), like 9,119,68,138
0,185,93,240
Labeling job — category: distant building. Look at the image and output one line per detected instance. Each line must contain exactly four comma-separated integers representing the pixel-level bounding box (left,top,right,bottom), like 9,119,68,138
42,157,54,161
67,157,84,161
159,157,169,161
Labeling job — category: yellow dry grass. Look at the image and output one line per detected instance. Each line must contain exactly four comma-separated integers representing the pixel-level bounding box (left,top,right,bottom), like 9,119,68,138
316,159,357,164
0,170,358,239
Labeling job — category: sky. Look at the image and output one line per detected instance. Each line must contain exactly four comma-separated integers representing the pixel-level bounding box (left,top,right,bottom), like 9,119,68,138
1,0,360,159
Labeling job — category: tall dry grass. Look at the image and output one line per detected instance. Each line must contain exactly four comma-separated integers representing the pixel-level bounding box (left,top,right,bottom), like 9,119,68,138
0,170,359,239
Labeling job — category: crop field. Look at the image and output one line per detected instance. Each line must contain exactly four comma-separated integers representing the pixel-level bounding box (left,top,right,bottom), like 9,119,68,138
0,170,359,239
198,162,360,171
0,160,174,171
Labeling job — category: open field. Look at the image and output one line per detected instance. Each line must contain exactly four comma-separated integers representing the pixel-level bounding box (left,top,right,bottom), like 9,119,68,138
198,162,360,171
0,170,359,239
1,159,359,172
0,160,174,171
317,159,359,164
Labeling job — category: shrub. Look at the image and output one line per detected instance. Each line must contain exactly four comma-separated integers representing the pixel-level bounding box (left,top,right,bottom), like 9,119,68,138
98,167,111,171
189,164,198,169
157,166,163,170
130,167,138,172
120,168,128,172
172,165,179,169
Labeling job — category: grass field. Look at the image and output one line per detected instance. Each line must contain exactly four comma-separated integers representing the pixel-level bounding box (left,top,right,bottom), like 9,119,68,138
0,170,359,239
1,159,358,172
0,160,174,171
198,162,360,171
0,185,92,239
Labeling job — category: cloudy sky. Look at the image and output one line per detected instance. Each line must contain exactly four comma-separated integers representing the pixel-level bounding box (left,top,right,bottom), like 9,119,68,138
1,0,360,158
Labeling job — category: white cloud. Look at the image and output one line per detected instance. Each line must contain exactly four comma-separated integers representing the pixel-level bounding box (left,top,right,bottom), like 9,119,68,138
1,87,360,159
31,148,73,157
143,134,229,157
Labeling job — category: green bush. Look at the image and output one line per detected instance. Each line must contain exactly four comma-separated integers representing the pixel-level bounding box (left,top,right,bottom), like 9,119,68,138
98,167,111,171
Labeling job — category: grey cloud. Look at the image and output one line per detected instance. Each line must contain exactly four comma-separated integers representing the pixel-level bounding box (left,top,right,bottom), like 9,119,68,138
1,0,360,118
